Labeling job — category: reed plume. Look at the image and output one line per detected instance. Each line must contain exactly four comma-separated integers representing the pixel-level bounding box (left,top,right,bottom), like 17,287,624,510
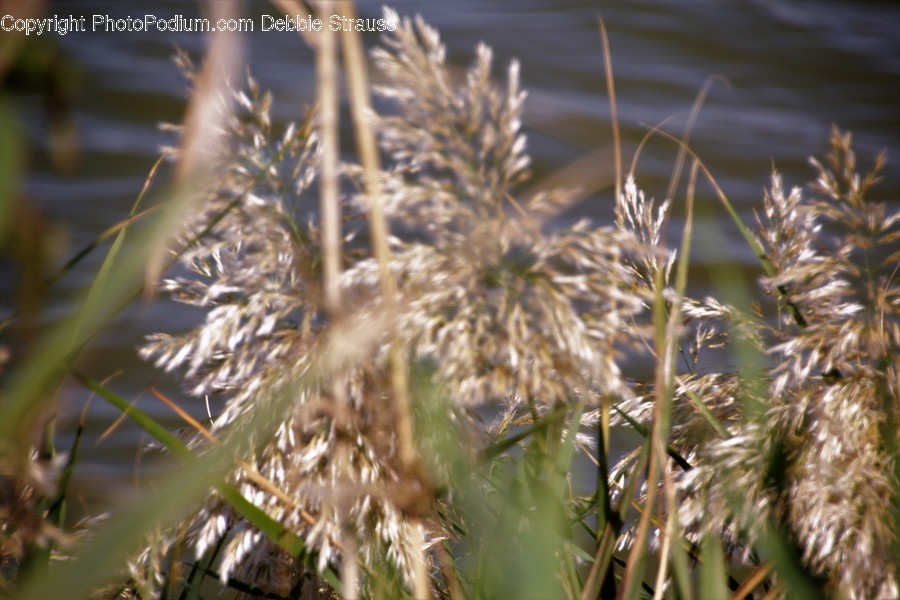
611,127,898,599
123,8,897,599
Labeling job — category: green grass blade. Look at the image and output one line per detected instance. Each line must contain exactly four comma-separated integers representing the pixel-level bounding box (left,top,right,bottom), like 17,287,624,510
668,512,694,600
555,404,584,597
0,219,161,452
758,523,825,600
478,405,567,462
74,372,191,459
593,408,613,546
46,413,87,527
612,405,692,471
72,373,342,593
699,532,729,600
554,403,583,497
680,382,731,439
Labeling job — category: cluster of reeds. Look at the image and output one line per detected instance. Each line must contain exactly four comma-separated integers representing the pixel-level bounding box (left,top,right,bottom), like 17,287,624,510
608,128,898,600
1,3,896,600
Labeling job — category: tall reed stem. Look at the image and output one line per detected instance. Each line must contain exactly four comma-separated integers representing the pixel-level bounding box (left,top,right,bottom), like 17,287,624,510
315,3,360,597
338,2,429,597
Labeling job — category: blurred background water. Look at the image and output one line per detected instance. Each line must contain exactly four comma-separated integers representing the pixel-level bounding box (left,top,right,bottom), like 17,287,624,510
3,0,898,507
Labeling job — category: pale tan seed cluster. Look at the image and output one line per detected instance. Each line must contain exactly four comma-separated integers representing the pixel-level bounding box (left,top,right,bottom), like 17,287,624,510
611,129,898,599
130,12,649,598
126,10,896,599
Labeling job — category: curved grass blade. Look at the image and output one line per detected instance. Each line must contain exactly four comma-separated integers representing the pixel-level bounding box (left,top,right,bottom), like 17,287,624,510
68,373,342,594
699,532,729,600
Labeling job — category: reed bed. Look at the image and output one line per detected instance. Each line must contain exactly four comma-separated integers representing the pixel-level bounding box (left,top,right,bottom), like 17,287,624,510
0,3,896,599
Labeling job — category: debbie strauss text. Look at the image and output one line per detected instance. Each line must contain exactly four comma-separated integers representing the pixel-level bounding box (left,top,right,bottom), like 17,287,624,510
262,14,398,32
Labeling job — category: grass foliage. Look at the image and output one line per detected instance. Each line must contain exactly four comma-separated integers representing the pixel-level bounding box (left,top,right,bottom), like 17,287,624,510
1,4,897,600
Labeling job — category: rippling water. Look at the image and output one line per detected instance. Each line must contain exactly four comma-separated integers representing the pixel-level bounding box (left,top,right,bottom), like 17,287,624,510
5,0,898,500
